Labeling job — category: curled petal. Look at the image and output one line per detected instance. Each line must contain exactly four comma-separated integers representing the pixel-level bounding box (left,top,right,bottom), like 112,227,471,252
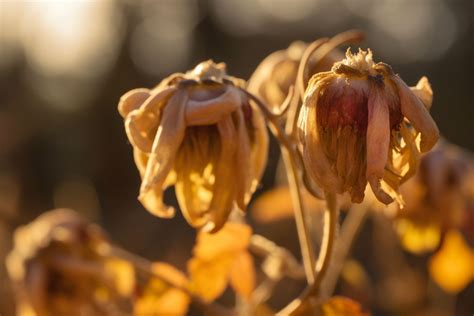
247,97,269,195
204,115,238,233
366,85,393,204
233,110,252,210
125,87,176,153
410,76,433,109
139,90,188,218
393,76,439,152
299,86,342,192
185,86,241,126
118,88,150,118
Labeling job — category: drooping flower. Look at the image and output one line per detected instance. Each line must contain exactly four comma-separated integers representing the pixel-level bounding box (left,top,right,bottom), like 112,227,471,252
297,48,439,204
6,209,135,316
119,61,268,232
248,40,344,111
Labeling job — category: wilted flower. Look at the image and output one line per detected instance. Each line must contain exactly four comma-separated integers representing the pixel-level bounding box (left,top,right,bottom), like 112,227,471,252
248,40,343,111
6,209,134,316
297,49,439,204
119,60,268,232
395,141,474,254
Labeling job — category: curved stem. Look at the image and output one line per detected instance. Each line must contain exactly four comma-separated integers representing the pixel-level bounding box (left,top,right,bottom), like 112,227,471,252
277,192,339,315
243,90,316,284
320,203,368,297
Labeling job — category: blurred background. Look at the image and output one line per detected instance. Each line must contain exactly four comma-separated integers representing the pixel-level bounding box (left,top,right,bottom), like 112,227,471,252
0,0,472,315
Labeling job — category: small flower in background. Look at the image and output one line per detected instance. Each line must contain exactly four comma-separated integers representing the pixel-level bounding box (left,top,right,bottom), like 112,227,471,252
428,229,473,294
248,40,343,111
6,209,135,316
297,49,439,204
119,61,268,232
395,141,474,254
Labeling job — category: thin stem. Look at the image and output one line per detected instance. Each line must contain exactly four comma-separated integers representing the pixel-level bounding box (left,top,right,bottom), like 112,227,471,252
320,203,368,297
243,90,316,284
277,192,339,315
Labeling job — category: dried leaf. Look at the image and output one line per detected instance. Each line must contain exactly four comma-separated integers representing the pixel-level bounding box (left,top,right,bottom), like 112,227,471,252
230,251,256,300
194,222,252,260
188,254,234,302
321,296,370,316
188,222,255,302
134,262,190,316
429,230,474,293
105,258,135,297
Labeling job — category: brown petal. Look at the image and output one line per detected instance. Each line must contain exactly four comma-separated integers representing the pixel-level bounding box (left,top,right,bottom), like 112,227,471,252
234,110,252,210
138,89,188,218
204,115,238,233
366,86,393,204
393,76,439,152
300,85,342,193
185,86,241,126
125,87,176,153
118,88,150,118
248,96,269,194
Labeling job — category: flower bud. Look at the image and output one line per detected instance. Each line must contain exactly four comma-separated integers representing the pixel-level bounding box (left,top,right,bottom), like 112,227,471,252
248,41,343,111
298,49,439,204
119,61,268,232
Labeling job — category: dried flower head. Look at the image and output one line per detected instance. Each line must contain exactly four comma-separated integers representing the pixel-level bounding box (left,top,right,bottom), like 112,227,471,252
395,141,474,253
297,49,439,204
248,40,343,111
119,60,268,232
6,209,134,316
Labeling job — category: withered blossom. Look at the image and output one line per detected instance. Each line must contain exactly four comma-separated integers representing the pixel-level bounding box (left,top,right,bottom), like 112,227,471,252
119,61,268,232
395,141,474,253
248,40,343,111
6,209,134,316
297,49,439,204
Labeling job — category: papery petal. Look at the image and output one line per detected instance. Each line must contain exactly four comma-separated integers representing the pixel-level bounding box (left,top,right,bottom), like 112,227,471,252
118,88,150,118
398,122,420,183
366,85,393,204
300,86,341,193
410,76,433,109
125,87,176,153
248,98,269,194
139,90,188,218
234,110,252,210
393,76,439,152
204,115,238,232
185,86,241,126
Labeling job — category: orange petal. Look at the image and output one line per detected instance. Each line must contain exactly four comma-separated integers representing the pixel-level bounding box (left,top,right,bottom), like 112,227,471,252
230,251,256,300
204,115,238,232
